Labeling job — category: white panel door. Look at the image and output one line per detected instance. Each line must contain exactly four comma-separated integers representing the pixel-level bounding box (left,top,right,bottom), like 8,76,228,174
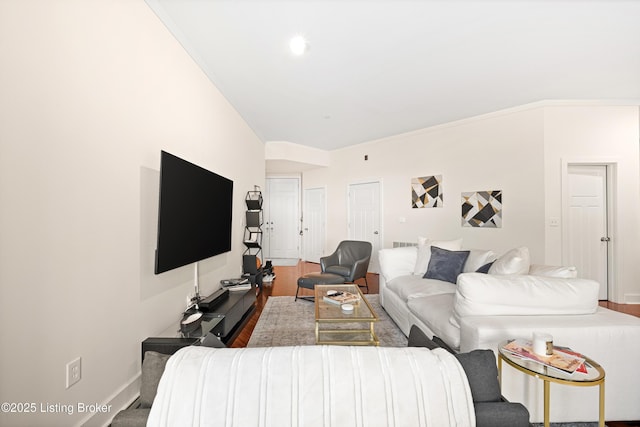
567,165,608,300
265,178,300,260
303,187,326,263
348,181,381,273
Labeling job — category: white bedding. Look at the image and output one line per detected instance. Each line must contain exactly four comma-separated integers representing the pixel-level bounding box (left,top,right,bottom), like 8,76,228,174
147,346,475,427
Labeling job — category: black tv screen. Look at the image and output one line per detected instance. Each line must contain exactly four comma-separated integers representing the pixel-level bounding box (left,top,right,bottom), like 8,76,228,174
155,151,233,274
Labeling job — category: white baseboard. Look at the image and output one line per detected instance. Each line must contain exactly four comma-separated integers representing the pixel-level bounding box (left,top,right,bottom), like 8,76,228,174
77,373,141,427
624,293,640,304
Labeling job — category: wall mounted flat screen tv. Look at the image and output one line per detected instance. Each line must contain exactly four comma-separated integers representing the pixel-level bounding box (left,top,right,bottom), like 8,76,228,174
155,151,233,274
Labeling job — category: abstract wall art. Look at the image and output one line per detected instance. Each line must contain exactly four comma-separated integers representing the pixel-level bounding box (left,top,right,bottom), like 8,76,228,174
412,175,443,208
461,190,502,227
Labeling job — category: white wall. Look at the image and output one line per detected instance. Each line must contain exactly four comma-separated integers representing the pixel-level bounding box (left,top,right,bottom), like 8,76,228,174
303,103,640,303
543,105,640,303
0,1,264,426
304,107,547,264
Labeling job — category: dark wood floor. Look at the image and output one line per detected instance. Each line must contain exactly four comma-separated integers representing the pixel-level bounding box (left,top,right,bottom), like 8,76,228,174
228,261,640,426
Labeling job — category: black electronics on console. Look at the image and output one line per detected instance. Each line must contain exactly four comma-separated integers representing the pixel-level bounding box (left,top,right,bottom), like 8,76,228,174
198,287,229,311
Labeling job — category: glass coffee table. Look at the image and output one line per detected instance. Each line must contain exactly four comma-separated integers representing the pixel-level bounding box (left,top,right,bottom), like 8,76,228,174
314,284,379,345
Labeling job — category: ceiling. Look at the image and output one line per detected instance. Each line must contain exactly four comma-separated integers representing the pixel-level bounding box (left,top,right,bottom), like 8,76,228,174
146,0,640,152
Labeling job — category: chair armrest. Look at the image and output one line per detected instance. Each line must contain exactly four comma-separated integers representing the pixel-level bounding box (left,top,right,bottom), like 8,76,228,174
346,256,367,280
320,251,340,272
474,402,530,427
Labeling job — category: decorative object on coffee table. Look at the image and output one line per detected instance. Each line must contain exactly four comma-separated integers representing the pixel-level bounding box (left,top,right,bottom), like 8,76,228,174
295,272,344,301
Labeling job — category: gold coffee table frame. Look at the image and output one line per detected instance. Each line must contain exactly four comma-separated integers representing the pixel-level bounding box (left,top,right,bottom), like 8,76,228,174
498,340,605,427
314,284,379,346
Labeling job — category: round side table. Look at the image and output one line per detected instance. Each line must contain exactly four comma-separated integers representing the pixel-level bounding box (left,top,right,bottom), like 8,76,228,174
497,340,605,427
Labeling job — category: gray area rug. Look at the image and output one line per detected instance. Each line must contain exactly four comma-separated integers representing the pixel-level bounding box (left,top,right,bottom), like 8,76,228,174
247,294,408,347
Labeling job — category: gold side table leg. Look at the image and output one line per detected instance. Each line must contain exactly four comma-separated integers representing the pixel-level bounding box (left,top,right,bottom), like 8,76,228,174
544,379,550,427
599,380,605,427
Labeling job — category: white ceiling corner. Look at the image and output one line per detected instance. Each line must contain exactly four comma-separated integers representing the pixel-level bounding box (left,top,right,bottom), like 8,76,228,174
145,0,640,153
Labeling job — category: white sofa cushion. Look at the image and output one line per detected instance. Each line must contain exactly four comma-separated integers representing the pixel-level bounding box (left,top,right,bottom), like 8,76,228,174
408,294,461,350
488,246,530,275
378,246,418,283
452,273,599,326
528,263,577,278
462,249,497,273
414,238,463,275
387,274,456,302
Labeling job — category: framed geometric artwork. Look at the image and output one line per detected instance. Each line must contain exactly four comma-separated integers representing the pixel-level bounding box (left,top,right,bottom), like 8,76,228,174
461,190,502,227
412,175,443,208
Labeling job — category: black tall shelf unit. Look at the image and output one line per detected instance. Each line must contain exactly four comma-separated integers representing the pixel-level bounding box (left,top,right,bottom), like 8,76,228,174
243,190,263,289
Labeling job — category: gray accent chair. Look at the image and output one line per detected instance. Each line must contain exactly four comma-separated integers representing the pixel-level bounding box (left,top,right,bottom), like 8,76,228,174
408,325,531,427
320,240,372,293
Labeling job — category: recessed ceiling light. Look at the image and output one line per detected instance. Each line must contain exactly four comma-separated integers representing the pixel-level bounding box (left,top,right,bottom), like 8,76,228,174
289,35,309,56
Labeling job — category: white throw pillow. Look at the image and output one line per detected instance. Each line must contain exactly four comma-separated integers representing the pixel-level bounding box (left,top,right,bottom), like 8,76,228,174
462,249,497,273
488,247,530,275
413,238,463,275
378,246,418,282
528,264,578,278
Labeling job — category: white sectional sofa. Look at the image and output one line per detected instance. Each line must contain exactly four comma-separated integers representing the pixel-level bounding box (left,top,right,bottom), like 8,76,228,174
378,240,640,423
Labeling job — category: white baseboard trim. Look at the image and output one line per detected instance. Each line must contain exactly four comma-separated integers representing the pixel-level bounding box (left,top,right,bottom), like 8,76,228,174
77,372,141,427
624,293,640,304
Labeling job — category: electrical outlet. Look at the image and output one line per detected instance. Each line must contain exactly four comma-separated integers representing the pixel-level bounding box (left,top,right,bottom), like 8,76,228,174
66,357,81,389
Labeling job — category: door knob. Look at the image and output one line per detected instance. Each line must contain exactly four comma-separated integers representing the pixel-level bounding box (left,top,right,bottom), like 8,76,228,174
600,237,611,242
374,231,379,235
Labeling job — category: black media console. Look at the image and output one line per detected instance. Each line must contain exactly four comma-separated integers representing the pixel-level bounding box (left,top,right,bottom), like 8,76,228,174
200,287,256,343
142,287,256,361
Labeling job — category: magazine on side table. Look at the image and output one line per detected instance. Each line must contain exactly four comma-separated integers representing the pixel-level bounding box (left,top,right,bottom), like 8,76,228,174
501,339,586,374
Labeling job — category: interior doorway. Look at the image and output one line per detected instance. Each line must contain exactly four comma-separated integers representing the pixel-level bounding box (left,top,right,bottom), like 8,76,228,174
302,187,326,263
564,164,612,300
348,180,382,273
263,177,300,262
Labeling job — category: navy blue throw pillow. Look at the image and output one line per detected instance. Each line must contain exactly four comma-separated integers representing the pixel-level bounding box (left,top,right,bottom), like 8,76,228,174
475,261,494,274
423,246,470,284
